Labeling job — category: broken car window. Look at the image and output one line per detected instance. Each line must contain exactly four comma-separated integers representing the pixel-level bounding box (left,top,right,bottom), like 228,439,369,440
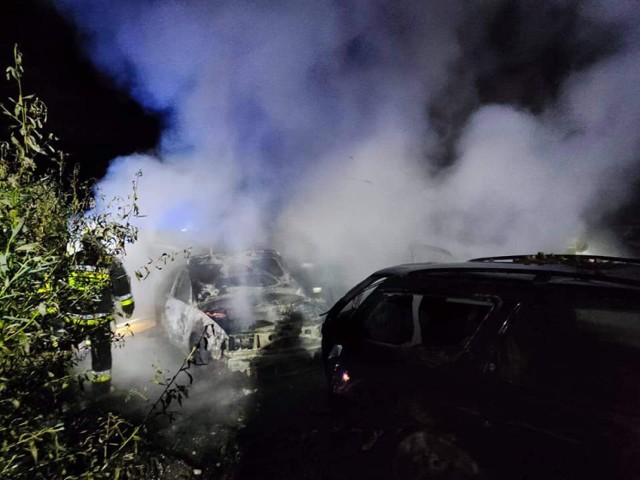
419,297,491,347
251,256,285,278
338,277,388,319
416,296,493,364
220,274,278,288
363,294,414,345
189,263,223,284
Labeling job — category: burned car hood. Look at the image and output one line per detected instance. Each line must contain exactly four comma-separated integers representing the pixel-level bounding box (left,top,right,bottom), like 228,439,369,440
199,287,308,309
201,287,320,334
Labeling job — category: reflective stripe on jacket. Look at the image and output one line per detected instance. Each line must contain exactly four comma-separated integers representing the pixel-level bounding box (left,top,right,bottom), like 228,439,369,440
115,293,134,309
67,313,113,326
92,370,112,383
68,266,110,289
68,256,134,318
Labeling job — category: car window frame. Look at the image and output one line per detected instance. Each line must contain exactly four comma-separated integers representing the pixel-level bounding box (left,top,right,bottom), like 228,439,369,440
408,294,498,367
172,269,193,304
332,276,389,322
354,290,498,355
361,291,416,346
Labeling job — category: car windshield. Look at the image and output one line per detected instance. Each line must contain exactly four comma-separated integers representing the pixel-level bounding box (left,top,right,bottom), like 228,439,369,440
188,262,222,285
189,255,283,289
250,256,284,278
220,274,278,287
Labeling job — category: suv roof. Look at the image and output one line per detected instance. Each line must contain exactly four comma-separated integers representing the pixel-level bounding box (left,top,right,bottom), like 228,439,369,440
371,253,640,288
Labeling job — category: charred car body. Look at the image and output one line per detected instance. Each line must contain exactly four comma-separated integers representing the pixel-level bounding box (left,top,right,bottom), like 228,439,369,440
322,255,640,479
161,249,323,372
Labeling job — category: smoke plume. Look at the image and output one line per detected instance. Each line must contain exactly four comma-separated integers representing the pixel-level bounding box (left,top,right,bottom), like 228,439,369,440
53,0,640,301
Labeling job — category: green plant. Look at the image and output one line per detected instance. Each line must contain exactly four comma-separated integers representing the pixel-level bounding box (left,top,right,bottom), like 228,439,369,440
0,45,152,479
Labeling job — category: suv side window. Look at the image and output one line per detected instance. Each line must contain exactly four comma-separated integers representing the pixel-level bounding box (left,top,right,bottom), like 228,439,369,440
417,296,493,364
496,302,640,401
363,293,414,345
495,302,578,389
338,277,388,319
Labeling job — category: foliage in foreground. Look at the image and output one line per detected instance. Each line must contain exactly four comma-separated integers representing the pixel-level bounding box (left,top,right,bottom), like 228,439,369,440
0,45,155,479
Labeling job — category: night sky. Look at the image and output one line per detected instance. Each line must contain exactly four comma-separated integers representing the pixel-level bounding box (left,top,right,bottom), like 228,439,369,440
0,0,161,182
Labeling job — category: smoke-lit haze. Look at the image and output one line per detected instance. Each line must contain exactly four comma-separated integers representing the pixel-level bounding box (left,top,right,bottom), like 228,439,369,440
53,0,640,310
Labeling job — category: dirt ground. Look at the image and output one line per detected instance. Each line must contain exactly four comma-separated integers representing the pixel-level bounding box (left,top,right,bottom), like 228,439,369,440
102,325,398,480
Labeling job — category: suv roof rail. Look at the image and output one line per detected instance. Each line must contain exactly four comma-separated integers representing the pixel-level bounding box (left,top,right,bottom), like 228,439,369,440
469,253,640,267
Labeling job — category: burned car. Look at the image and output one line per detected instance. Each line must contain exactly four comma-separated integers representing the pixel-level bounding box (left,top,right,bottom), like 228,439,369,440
160,249,323,372
322,254,640,479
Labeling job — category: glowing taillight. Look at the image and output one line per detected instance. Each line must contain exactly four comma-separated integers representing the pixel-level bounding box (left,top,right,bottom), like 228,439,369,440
205,310,227,319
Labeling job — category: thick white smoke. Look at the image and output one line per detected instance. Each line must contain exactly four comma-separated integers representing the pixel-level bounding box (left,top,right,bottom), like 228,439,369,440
54,0,640,301
277,1,640,285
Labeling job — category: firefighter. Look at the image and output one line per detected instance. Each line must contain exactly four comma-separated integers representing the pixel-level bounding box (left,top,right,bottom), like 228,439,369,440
68,233,134,396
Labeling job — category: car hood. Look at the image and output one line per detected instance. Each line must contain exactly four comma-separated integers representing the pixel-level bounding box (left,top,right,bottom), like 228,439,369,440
200,287,319,333
200,286,308,309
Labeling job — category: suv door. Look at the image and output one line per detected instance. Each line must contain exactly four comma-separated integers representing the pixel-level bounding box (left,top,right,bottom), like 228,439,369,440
336,291,415,415
337,291,499,426
481,299,634,478
402,295,500,437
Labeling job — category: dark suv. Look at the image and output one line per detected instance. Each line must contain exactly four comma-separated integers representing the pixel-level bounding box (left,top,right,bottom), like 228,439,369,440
321,255,640,479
